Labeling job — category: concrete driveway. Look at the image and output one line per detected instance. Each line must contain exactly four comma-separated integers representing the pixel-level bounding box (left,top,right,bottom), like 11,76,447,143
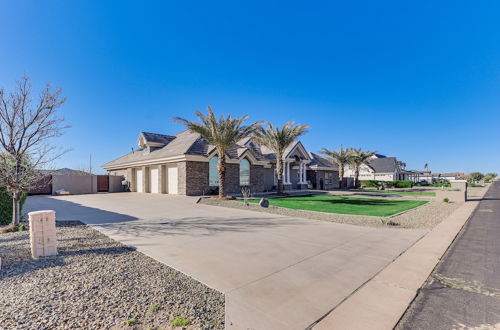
26,193,427,330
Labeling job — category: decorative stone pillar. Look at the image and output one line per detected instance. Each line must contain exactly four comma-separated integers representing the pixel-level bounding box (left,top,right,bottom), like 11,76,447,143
127,168,135,192
158,165,165,194
29,210,57,259
286,162,291,184
142,166,148,193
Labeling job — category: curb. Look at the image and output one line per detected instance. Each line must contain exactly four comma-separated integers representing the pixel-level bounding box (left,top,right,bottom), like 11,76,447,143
311,186,489,330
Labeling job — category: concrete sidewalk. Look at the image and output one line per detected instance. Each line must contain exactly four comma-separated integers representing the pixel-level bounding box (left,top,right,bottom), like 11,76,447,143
313,185,490,330
396,182,500,329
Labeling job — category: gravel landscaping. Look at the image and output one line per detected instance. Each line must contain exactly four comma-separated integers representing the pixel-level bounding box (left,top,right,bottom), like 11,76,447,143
0,221,224,330
200,197,462,229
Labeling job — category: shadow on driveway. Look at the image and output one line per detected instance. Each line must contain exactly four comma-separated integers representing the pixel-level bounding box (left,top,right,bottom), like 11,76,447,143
25,196,138,224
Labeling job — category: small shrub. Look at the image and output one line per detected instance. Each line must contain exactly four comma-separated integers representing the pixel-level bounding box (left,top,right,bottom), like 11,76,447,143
361,180,380,188
170,317,190,327
380,218,399,226
241,187,251,206
148,304,160,312
443,198,450,203
393,180,413,188
0,188,28,226
125,317,137,325
384,181,395,188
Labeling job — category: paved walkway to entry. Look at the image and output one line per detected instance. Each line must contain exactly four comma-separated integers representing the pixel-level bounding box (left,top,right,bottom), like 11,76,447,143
26,193,427,330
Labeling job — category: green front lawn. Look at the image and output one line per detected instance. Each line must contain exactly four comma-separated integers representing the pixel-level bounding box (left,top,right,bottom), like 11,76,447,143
244,195,428,217
360,190,436,197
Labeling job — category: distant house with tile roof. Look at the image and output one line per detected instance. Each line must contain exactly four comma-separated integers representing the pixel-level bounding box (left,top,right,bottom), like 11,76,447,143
102,130,339,195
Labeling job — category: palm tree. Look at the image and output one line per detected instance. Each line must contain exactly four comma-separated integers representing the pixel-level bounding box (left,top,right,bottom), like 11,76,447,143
253,121,309,194
320,145,352,189
174,106,260,198
349,148,375,188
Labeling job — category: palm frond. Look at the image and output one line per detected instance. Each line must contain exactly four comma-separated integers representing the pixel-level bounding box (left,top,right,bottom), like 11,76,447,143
174,106,259,156
253,121,309,158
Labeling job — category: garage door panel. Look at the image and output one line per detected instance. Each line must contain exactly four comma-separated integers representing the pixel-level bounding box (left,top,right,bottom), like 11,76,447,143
150,168,159,193
136,169,143,193
167,166,178,194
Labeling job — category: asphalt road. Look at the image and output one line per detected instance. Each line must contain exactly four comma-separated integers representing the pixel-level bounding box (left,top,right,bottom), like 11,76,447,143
396,181,500,330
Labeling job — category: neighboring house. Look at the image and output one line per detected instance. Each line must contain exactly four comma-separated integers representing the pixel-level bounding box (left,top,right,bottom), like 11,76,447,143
439,172,465,181
307,152,340,190
414,171,465,184
102,130,339,195
344,154,409,182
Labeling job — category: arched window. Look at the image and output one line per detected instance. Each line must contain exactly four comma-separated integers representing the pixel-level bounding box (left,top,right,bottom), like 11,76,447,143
209,157,219,186
240,159,250,186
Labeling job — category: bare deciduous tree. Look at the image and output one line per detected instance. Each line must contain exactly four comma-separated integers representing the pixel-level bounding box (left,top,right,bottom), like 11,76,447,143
0,76,68,226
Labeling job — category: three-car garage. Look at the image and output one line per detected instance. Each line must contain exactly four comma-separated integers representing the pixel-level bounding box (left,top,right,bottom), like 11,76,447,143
133,164,178,195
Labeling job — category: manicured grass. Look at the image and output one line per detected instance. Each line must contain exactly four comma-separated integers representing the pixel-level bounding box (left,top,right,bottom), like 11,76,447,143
244,195,428,217
360,190,436,197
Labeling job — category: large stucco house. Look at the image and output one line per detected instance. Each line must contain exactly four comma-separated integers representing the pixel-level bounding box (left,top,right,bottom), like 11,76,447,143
344,154,416,182
102,130,339,195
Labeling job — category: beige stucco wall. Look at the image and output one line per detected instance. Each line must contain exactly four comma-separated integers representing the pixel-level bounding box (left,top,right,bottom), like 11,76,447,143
52,175,98,194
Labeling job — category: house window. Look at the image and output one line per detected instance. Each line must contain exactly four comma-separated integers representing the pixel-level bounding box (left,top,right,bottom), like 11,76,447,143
240,159,250,186
209,157,219,186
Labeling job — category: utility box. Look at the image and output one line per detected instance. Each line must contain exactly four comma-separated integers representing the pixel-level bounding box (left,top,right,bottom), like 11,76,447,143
28,210,57,259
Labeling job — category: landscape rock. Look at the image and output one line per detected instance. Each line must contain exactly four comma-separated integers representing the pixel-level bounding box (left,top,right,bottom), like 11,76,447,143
0,221,225,329
259,198,269,208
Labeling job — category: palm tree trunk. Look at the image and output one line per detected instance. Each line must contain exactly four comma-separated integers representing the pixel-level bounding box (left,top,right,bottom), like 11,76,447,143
339,165,344,189
355,167,360,188
218,155,226,198
12,191,21,226
276,159,284,194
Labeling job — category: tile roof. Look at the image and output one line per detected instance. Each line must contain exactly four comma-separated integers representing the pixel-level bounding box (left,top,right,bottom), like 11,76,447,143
140,132,176,145
369,157,397,173
103,131,335,171
308,152,339,170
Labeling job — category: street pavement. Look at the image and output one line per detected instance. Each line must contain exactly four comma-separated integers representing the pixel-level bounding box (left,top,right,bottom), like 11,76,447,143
397,181,500,330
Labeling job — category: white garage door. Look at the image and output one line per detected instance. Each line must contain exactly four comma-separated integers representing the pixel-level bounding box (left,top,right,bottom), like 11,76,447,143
136,169,143,193
167,166,178,194
150,168,159,193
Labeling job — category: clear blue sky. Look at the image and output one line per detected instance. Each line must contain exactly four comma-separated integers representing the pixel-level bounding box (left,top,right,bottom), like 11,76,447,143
1,1,499,174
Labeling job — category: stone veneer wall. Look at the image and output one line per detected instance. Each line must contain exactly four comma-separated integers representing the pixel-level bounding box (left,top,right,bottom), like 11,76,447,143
224,163,240,194
262,167,276,191
179,161,266,196
308,170,340,190
178,161,210,196
249,165,265,193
